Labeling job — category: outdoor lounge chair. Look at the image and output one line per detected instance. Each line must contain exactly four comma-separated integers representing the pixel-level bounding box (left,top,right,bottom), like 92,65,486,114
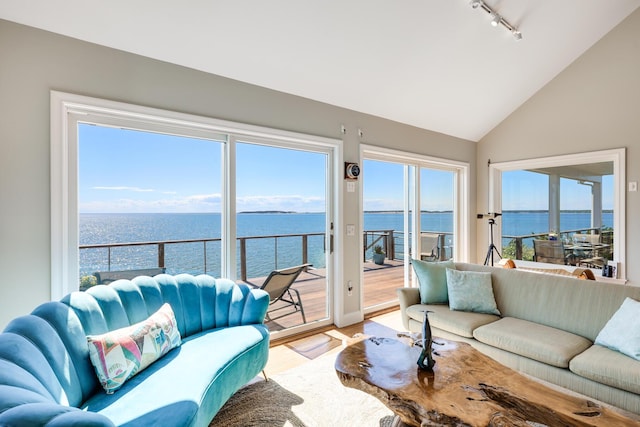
254,263,311,324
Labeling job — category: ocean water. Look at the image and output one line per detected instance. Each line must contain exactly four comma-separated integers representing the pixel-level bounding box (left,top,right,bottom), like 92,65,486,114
79,211,612,280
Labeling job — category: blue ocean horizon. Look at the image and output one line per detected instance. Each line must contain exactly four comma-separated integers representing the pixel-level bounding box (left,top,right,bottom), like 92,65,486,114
79,210,612,279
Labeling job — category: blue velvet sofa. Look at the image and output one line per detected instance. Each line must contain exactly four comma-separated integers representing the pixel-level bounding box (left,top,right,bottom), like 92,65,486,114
0,273,270,426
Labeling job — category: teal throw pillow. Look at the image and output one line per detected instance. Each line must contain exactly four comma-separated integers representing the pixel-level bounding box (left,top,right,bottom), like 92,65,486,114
595,297,640,361
445,268,500,315
412,259,454,304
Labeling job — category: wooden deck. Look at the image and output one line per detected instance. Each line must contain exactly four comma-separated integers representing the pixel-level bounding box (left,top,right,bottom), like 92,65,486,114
240,259,406,331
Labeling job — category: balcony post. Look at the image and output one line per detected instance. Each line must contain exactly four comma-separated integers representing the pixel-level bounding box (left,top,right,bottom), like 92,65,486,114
438,234,446,261
158,243,165,268
302,235,308,265
240,238,247,282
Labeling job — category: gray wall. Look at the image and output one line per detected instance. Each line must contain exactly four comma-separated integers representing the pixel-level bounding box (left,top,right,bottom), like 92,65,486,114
0,19,476,329
477,8,640,284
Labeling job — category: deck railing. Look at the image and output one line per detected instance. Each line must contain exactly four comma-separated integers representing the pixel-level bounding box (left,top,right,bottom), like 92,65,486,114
80,226,606,285
80,229,456,284
80,232,326,282
502,227,603,261
363,230,454,261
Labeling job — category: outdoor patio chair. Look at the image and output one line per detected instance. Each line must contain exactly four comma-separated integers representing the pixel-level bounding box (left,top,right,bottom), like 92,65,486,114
420,233,441,261
578,231,614,269
254,263,311,324
533,239,568,265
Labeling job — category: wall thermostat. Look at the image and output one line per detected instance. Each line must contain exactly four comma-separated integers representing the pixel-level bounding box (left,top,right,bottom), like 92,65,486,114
345,162,360,180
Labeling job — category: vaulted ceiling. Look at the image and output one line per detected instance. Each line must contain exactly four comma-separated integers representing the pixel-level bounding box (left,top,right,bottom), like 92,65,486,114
1,1,639,141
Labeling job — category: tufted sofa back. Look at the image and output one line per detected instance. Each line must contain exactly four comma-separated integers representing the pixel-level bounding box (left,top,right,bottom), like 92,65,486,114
0,274,269,417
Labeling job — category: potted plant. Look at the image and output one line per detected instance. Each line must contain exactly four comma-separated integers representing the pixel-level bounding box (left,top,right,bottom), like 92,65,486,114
372,245,385,265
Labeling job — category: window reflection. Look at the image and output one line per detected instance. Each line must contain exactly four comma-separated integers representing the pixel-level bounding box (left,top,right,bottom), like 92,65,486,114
489,149,625,279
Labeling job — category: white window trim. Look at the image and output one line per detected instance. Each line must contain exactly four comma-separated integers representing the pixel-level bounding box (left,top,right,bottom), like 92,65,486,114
360,144,470,298
488,148,626,282
51,91,342,305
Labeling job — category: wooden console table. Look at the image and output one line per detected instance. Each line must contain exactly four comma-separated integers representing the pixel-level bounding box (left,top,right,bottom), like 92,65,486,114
335,336,638,426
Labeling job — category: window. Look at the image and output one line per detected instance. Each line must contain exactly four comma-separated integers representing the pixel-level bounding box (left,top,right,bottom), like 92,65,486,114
51,92,340,335
489,149,626,280
78,125,224,287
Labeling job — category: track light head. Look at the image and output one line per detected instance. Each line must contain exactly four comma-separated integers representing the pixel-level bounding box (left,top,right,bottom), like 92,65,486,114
469,1,523,41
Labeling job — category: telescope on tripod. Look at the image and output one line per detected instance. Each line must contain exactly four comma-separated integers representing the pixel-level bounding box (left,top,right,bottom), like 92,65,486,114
479,213,502,266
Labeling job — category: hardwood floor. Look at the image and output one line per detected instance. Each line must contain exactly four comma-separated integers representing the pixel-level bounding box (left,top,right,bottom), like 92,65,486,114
264,309,406,376
243,259,407,331
242,260,408,376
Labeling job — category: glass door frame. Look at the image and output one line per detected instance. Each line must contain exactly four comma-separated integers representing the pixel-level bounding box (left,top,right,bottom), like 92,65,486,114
360,145,470,308
51,91,342,336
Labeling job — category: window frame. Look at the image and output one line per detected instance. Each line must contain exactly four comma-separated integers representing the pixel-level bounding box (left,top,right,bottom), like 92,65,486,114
488,148,626,281
51,91,342,303
360,144,470,297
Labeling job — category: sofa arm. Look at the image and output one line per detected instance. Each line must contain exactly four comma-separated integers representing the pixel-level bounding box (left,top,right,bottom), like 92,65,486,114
0,402,115,427
240,284,270,325
397,287,421,330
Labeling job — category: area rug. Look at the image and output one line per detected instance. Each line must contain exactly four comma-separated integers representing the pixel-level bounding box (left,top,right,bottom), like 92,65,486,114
210,350,395,427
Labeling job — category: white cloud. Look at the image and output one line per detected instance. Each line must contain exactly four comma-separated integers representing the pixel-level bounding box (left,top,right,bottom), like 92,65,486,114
237,195,325,212
80,193,222,213
80,193,326,213
363,197,403,212
93,186,155,192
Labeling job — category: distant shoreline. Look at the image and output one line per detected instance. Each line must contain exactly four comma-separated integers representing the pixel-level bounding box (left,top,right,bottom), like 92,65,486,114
80,209,614,215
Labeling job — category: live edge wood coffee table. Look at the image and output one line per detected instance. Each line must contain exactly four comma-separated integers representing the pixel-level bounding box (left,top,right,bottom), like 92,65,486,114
335,336,638,426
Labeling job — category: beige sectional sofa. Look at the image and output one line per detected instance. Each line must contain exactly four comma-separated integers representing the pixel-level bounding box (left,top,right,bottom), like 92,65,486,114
397,262,640,414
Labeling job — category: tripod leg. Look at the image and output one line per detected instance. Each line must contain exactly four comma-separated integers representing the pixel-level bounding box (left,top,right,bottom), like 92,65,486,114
484,246,493,266
485,244,502,266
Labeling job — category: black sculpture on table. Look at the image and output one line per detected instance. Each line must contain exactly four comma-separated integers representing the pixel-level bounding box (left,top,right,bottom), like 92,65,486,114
417,310,436,371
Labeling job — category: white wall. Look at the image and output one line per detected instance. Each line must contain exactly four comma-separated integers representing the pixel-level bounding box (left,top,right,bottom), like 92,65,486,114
477,9,640,285
0,20,476,329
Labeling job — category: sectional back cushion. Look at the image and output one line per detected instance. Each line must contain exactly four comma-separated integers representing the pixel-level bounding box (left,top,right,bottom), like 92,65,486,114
412,259,454,304
446,268,500,315
454,262,640,340
87,303,182,393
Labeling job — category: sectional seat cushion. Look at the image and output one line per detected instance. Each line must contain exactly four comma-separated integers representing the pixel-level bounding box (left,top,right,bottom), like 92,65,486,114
473,317,592,368
412,259,455,304
594,297,640,361
446,268,500,315
570,344,640,395
87,303,182,394
406,304,499,338
82,324,269,427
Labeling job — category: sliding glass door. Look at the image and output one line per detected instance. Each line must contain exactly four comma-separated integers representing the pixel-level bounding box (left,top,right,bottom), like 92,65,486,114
53,91,340,336
362,146,468,313
235,141,332,330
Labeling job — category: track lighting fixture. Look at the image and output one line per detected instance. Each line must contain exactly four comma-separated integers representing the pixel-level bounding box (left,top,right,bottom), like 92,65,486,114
469,0,522,41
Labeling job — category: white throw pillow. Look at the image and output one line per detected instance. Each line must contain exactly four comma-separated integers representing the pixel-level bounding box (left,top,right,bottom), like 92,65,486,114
595,297,640,361
445,268,500,315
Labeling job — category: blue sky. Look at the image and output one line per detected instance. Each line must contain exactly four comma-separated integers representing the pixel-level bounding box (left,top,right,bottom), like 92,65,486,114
362,159,455,212
502,170,613,210
79,124,328,213
79,124,612,213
